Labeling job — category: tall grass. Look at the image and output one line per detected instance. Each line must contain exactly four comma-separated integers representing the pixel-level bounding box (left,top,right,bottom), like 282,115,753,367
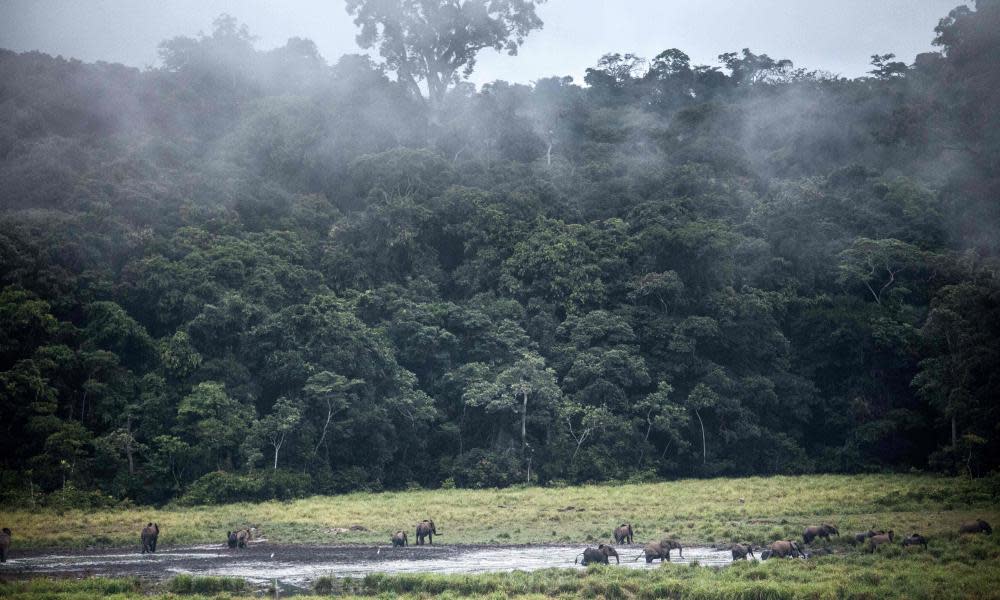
1,474,996,549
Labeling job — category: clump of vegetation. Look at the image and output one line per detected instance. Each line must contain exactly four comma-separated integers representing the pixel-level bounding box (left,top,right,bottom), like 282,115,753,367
167,575,248,594
0,0,998,514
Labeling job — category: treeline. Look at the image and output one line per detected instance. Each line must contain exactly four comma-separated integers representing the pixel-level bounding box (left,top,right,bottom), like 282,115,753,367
1,4,998,506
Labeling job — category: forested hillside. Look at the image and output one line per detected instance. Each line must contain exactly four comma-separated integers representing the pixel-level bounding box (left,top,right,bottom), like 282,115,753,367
1,2,998,506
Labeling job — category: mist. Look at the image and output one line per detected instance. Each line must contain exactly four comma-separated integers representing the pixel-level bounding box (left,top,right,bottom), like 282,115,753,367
1,0,998,509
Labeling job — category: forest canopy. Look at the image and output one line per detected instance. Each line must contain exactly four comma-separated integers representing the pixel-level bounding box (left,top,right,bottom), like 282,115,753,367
1,1,999,506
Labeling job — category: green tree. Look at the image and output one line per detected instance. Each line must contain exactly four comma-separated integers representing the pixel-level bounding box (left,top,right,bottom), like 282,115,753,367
345,0,546,105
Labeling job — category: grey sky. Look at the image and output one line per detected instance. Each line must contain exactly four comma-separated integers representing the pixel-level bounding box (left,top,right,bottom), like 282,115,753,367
0,0,962,85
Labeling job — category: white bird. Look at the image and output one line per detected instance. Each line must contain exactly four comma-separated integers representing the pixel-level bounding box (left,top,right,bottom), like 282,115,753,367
270,553,275,559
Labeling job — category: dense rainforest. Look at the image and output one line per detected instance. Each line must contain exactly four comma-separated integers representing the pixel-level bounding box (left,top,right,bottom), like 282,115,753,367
1,1,999,507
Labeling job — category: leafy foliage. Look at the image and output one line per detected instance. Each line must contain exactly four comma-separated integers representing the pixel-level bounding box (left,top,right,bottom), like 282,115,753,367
1,2,999,504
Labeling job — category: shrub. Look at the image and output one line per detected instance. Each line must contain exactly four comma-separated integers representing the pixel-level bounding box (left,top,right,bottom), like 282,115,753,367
177,470,311,505
43,485,119,510
451,449,522,489
167,575,248,594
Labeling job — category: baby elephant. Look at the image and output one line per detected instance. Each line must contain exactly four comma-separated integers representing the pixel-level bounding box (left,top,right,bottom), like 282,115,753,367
867,530,894,553
576,544,619,565
731,543,755,561
803,524,839,544
140,523,159,554
0,527,11,563
613,523,635,544
959,520,992,535
391,530,408,547
902,533,928,549
226,531,238,549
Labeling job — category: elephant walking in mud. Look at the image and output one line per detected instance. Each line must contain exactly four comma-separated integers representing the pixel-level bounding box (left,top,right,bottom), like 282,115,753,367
613,523,635,544
416,520,437,545
0,528,11,563
731,543,755,560
803,524,839,544
391,530,408,546
141,523,159,553
227,531,238,549
576,544,620,565
636,539,683,563
761,540,804,559
959,520,992,535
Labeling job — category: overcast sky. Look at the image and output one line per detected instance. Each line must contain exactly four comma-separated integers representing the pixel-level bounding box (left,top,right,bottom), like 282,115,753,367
0,0,962,85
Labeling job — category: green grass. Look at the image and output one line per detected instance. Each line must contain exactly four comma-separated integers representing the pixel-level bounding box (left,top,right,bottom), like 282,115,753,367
1,474,996,549
2,474,999,599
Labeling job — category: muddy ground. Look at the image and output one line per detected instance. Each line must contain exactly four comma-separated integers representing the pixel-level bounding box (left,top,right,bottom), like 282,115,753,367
0,542,734,589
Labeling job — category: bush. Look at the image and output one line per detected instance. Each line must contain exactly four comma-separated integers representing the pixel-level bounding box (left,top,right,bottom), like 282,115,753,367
176,470,311,505
168,575,248,594
451,449,522,489
43,485,119,511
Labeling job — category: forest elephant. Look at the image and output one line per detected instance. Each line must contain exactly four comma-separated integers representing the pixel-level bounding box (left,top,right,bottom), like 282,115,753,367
731,543,755,560
391,530,408,546
226,531,238,549
959,520,992,535
867,530,894,552
141,523,159,553
852,528,882,545
763,540,804,559
576,544,619,565
0,528,10,563
902,533,928,549
235,528,252,548
613,523,635,544
636,539,683,563
803,524,839,544
416,520,437,545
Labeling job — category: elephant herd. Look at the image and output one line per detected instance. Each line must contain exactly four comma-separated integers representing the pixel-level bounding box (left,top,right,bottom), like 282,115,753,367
389,520,439,546
574,518,993,566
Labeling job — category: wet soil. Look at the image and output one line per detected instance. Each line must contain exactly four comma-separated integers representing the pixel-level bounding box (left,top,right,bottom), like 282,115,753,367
0,542,733,589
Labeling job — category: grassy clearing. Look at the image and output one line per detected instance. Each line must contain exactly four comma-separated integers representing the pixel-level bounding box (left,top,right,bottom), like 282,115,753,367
1,474,996,549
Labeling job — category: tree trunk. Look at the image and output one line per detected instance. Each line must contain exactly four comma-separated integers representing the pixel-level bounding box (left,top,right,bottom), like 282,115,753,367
314,402,334,455
951,415,957,447
125,416,135,475
695,409,706,465
521,390,528,452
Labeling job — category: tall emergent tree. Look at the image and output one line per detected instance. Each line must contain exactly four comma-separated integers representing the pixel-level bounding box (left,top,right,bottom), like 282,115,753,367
344,0,546,105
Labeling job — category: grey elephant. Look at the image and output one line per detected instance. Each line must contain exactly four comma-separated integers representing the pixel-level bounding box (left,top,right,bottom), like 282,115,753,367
613,523,635,544
576,544,620,565
867,530,894,553
902,533,927,549
140,523,159,554
391,530,408,546
959,520,992,535
636,539,683,563
762,540,804,559
731,543,755,560
803,524,839,544
0,528,10,563
226,531,238,549
851,528,882,545
235,528,252,548
416,520,437,545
